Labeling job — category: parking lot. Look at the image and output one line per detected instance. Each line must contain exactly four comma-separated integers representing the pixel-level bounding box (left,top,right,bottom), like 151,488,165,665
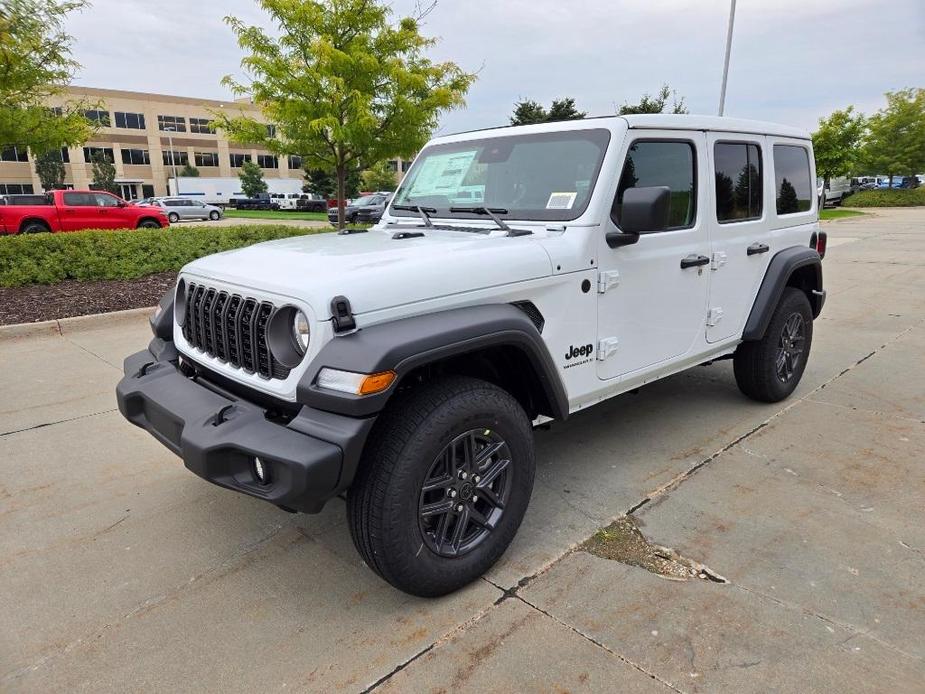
2,208,923,692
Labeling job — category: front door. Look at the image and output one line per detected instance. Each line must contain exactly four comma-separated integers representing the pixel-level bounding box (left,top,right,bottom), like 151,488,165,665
706,135,771,342
93,191,134,229
596,132,710,380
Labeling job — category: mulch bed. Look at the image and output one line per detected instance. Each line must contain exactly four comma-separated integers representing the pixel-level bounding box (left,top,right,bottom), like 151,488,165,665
0,272,177,326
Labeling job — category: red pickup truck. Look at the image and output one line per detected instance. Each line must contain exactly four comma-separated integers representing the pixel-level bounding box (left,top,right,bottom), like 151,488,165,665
0,190,169,235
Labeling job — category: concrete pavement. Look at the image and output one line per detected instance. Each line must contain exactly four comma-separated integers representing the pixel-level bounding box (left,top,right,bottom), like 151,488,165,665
1,208,923,692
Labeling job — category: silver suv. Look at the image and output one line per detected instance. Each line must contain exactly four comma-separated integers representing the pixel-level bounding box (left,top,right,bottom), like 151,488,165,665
153,198,223,223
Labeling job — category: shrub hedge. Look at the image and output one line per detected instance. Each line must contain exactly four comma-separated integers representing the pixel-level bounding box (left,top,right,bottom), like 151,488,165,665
0,225,332,287
845,188,925,207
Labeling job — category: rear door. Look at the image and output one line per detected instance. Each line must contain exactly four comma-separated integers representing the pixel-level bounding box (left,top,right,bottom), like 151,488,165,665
596,131,711,380
58,192,99,230
706,134,771,343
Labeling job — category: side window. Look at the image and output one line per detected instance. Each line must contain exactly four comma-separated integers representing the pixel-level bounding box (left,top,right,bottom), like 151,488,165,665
63,192,93,206
94,193,119,207
714,142,762,222
613,140,696,230
773,145,813,215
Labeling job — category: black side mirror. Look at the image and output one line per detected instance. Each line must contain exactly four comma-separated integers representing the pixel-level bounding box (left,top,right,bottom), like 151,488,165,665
619,186,671,234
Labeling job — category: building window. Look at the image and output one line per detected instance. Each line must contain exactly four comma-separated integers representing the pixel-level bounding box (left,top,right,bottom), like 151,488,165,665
288,155,303,169
190,118,214,134
388,159,398,172
401,160,412,172
257,154,278,169
142,184,155,198
0,183,35,194
114,111,146,129
59,147,70,163
229,153,252,168
162,150,189,166
265,124,277,138
0,146,29,162
84,109,111,126
195,151,219,167
714,142,762,223
83,146,115,163
613,140,697,230
157,115,187,132
773,145,813,215
121,148,151,165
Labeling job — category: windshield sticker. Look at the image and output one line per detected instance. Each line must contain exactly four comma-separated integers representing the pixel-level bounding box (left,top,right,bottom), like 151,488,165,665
546,192,578,210
404,150,478,199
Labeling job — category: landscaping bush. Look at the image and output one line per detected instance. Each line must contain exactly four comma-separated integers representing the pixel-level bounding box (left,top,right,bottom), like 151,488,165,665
845,188,925,207
0,225,331,287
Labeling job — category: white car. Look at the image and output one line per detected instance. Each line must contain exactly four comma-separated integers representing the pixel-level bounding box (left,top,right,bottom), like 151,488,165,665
151,197,223,223
117,114,827,597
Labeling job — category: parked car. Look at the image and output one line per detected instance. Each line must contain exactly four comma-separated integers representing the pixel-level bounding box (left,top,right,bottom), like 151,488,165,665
878,176,906,189
150,198,223,223
327,192,392,224
117,114,827,597
0,193,52,206
229,192,280,210
295,193,329,213
0,190,168,234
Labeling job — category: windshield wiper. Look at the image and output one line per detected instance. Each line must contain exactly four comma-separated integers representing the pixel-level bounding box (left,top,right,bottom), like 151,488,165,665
391,204,435,228
448,206,532,237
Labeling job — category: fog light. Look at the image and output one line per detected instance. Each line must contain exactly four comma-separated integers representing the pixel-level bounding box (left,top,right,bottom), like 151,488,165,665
253,457,270,485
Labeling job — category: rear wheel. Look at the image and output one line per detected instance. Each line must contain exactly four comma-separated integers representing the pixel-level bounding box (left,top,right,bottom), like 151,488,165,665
167,212,180,223
734,287,813,402
21,221,50,233
347,376,535,597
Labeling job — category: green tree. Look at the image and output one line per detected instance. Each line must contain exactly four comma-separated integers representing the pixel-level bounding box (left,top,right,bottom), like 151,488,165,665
362,161,397,192
304,167,335,197
861,88,925,186
34,148,67,191
216,0,474,228
0,0,96,153
619,84,688,115
179,162,200,177
510,97,586,126
812,106,866,185
239,159,268,198
90,150,118,194
777,178,799,215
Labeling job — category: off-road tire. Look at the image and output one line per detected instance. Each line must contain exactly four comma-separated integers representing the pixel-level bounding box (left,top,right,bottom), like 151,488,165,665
347,376,535,597
734,287,813,402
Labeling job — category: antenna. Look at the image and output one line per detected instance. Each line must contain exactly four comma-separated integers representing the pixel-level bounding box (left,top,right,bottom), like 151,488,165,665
718,0,737,116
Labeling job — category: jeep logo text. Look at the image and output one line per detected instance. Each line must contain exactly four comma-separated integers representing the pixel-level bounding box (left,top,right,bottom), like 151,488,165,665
565,343,594,360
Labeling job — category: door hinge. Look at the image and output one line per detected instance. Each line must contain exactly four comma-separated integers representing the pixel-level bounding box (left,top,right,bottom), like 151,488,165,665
597,337,619,361
706,307,724,327
597,270,620,294
711,251,727,270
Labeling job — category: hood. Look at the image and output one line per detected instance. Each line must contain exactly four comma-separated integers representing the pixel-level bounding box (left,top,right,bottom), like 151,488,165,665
182,227,553,318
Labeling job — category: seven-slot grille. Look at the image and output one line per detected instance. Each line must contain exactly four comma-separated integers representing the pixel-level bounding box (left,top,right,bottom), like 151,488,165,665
181,282,291,380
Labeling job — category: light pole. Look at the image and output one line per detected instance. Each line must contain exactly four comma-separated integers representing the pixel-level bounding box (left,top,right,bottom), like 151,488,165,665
718,0,737,116
164,126,179,194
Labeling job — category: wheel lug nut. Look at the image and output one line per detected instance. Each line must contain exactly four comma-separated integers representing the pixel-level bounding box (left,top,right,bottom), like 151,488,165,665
472,495,479,503
448,489,457,498
473,475,481,483
459,471,468,480
456,504,464,512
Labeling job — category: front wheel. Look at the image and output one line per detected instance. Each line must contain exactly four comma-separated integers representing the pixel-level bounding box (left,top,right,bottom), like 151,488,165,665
209,210,220,220
347,376,535,597
734,287,813,402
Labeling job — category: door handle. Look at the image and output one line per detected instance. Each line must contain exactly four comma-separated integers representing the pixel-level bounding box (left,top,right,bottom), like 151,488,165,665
680,254,710,269
747,243,770,256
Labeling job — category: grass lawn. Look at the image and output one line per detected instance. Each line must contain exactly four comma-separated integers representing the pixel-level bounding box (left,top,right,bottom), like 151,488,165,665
224,209,329,221
820,208,866,221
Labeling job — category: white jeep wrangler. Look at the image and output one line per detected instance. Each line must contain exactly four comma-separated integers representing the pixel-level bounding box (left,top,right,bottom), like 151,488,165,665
117,114,827,597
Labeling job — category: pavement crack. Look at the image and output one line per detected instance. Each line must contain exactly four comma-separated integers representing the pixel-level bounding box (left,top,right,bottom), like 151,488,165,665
0,408,117,438
513,593,685,693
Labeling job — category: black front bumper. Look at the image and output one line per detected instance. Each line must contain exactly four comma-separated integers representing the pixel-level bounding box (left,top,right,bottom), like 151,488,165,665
116,345,374,513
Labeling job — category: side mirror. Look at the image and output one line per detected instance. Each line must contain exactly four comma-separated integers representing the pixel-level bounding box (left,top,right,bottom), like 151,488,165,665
605,185,672,248
118,200,127,207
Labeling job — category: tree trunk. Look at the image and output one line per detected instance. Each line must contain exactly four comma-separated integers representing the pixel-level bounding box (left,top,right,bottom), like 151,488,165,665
336,161,346,230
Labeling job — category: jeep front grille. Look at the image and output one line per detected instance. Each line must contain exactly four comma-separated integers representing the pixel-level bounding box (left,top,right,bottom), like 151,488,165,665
181,282,290,380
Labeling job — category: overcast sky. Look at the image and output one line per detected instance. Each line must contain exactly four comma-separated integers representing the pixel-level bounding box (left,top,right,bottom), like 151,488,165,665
67,0,924,135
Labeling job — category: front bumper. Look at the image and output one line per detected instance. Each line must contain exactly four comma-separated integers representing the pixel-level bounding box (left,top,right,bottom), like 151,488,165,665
116,344,374,513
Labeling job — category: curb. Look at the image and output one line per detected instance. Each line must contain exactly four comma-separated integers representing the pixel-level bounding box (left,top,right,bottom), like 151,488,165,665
0,306,155,343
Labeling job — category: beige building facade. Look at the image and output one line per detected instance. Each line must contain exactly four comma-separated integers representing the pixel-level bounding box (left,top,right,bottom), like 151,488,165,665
0,86,410,199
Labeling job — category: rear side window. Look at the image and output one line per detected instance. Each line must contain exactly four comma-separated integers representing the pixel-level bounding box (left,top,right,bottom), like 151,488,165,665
714,143,762,222
62,192,94,206
773,145,813,215
613,140,696,230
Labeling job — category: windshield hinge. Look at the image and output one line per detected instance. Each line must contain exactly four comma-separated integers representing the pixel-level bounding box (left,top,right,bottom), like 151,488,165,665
331,295,356,333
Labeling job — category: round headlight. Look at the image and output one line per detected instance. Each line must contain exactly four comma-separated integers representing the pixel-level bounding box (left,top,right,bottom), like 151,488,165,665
292,310,310,355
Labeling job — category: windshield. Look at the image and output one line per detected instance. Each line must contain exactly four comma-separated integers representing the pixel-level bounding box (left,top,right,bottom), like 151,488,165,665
391,129,611,222
353,195,382,206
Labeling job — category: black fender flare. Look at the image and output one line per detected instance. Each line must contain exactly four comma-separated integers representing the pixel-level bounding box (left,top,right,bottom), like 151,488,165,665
742,246,823,341
298,304,569,420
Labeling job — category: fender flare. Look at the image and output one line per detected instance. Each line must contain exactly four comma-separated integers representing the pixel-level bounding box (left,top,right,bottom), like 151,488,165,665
742,246,823,341
297,304,568,420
